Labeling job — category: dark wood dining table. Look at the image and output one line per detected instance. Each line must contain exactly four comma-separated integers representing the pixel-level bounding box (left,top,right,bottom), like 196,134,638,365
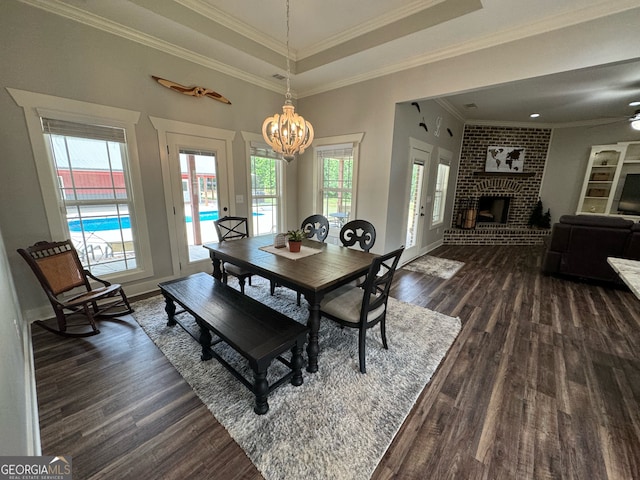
203,236,376,373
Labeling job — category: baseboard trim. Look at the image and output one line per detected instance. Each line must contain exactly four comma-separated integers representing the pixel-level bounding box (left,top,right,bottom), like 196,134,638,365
24,321,41,455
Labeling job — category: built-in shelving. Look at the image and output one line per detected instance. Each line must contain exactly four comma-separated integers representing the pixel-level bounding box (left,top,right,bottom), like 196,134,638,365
576,141,640,216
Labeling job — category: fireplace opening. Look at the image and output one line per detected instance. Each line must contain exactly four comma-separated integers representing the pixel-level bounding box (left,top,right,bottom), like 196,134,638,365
477,196,510,223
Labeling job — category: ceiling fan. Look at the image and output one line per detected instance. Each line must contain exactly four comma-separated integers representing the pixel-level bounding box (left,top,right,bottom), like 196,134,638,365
630,109,640,130
589,108,640,130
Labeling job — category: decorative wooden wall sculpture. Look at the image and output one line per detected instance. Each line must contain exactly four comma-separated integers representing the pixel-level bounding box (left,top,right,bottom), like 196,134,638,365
152,75,231,105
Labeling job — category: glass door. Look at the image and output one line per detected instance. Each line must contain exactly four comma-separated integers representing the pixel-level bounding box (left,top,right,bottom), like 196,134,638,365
167,133,230,274
403,143,431,262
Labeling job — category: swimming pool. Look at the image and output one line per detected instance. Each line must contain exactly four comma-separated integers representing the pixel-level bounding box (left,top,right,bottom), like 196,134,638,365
68,210,260,232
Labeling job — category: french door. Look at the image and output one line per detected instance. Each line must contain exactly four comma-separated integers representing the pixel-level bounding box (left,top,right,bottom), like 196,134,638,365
167,133,231,274
403,140,433,263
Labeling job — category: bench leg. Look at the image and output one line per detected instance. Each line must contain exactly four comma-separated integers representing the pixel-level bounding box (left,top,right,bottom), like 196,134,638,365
253,368,270,415
198,322,214,361
163,294,177,326
291,343,304,387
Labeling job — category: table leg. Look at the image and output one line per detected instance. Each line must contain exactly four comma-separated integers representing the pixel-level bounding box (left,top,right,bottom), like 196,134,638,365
163,294,176,326
306,298,321,373
210,255,223,280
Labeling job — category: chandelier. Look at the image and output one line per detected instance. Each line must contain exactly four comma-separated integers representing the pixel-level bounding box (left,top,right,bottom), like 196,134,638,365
262,0,314,163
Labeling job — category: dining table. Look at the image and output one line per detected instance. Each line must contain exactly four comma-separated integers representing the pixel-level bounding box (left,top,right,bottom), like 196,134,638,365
203,236,376,373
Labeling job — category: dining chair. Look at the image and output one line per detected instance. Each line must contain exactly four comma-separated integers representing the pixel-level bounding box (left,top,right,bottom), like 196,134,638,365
319,246,404,373
271,214,331,305
301,214,330,242
339,219,377,286
214,216,253,294
17,239,133,337
339,219,376,252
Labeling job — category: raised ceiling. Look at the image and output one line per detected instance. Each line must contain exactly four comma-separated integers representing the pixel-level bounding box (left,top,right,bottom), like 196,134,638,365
19,0,640,125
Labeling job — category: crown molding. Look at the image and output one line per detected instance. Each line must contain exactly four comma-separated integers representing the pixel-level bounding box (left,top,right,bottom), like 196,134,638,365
298,0,445,59
297,0,640,97
175,0,287,57
465,120,556,128
18,0,640,101
177,0,445,61
434,98,466,122
18,0,285,95
464,117,631,129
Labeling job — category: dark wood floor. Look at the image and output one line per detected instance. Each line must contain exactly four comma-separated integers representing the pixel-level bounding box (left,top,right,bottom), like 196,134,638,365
32,245,640,479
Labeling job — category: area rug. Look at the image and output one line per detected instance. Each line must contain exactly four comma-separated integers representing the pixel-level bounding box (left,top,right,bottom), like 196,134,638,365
402,254,465,279
133,277,461,480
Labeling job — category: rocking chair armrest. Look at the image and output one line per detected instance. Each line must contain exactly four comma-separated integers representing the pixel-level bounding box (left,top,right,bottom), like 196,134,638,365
84,269,112,287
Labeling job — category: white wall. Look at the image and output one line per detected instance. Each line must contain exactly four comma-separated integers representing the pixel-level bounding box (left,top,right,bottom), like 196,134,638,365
2,0,640,451
542,124,640,222
0,226,39,455
388,101,463,251
0,1,287,315
299,7,640,252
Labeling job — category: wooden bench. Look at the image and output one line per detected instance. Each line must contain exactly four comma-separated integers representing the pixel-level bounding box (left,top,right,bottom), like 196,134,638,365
158,272,308,414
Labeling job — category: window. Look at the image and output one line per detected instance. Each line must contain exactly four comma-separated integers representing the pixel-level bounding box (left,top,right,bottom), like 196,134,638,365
432,149,452,226
313,133,363,242
318,147,354,224
250,145,283,236
9,88,152,283
43,119,138,275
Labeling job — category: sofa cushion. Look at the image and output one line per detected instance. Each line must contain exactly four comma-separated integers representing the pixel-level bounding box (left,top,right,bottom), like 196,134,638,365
559,225,630,281
624,222,640,260
559,214,634,229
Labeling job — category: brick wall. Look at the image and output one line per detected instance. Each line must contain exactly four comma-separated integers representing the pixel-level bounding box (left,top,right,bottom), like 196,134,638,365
445,124,552,245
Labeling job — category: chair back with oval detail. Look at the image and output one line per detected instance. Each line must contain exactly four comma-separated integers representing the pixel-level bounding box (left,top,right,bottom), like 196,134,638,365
339,219,376,252
301,214,330,242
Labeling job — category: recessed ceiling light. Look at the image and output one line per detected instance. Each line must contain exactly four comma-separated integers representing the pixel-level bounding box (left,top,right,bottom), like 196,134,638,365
629,101,640,107
529,113,540,118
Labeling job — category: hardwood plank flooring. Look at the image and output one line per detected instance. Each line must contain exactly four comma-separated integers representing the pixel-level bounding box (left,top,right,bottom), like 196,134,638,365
32,245,640,479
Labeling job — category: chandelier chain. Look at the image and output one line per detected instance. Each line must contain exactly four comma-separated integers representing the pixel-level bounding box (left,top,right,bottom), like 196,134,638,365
261,0,314,162
285,0,291,99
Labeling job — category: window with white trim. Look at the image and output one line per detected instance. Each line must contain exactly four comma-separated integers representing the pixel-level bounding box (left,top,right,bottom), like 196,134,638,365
43,118,138,274
313,134,363,243
8,88,152,283
432,150,452,226
250,145,283,236
318,146,354,223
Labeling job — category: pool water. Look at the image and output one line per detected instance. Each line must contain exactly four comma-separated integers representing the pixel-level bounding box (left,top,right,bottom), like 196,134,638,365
68,210,260,232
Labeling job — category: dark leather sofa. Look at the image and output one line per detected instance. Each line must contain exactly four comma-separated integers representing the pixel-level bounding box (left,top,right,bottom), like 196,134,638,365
542,214,640,283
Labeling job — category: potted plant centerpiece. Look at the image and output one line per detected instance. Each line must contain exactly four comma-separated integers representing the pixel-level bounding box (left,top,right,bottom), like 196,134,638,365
287,229,305,253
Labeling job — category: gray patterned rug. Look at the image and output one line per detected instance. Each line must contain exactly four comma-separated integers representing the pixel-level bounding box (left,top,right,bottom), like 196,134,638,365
133,276,461,480
402,254,465,279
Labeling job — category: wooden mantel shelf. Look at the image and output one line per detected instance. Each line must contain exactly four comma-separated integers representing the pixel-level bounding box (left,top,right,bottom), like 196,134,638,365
473,171,536,177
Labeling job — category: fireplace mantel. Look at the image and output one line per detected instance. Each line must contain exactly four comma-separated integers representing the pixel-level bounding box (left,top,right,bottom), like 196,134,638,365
473,171,536,177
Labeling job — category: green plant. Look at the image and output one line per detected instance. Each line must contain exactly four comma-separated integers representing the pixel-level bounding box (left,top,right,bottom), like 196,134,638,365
287,229,305,242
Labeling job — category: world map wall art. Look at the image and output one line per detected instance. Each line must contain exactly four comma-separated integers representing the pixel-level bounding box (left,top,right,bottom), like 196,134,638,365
485,146,526,173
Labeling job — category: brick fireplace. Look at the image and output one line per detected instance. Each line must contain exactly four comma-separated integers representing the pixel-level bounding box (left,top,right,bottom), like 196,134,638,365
444,125,552,245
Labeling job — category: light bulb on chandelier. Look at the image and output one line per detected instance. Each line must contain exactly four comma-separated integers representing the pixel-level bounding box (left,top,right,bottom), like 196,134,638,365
262,0,314,163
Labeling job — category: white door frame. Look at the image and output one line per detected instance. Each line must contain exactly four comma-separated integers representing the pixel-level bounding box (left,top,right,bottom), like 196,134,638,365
150,117,235,276
402,138,433,264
